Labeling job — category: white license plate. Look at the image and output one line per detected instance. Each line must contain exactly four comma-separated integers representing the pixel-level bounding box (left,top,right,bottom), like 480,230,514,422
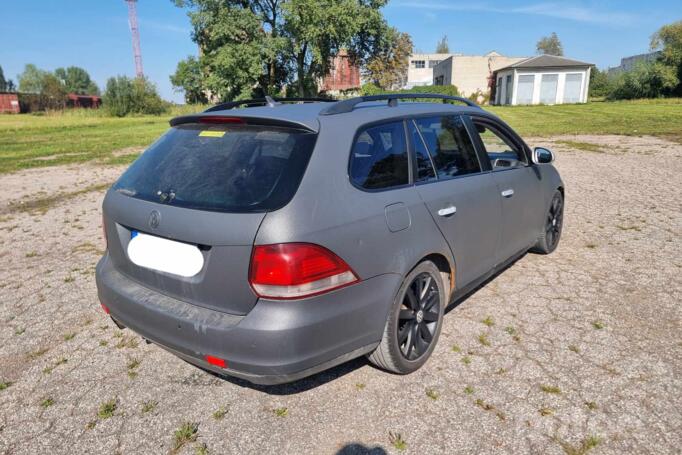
127,231,204,277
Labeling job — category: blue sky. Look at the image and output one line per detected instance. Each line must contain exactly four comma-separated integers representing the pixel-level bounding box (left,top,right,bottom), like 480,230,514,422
1,1,679,103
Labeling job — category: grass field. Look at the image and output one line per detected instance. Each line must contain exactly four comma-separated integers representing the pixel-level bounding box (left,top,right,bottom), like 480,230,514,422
0,98,680,174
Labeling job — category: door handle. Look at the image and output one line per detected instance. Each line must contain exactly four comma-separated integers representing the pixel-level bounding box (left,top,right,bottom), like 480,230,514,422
501,189,514,198
438,206,457,217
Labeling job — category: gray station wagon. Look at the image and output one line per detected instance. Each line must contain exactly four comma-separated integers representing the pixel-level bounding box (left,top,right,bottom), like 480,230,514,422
96,94,564,385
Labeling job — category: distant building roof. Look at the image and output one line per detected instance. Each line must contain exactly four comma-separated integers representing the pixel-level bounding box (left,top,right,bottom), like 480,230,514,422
495,55,593,72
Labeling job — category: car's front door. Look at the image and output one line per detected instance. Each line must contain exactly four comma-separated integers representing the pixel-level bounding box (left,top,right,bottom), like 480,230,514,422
466,116,543,264
409,115,501,288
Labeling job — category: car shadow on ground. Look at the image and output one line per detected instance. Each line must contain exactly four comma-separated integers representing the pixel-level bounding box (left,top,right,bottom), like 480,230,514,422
212,253,527,395
335,443,388,454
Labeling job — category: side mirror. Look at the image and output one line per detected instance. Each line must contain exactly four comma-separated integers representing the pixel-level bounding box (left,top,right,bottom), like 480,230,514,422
532,147,554,164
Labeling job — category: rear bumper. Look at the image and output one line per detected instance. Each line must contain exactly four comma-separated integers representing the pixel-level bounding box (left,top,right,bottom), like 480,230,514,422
95,254,400,385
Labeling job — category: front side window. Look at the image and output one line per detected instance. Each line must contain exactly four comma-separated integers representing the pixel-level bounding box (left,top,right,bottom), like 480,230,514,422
414,116,481,179
350,121,409,190
412,60,425,69
472,120,527,170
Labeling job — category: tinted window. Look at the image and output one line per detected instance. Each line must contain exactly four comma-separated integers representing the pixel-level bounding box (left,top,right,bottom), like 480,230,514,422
113,123,316,213
408,120,436,182
350,121,409,190
473,121,527,170
414,116,480,179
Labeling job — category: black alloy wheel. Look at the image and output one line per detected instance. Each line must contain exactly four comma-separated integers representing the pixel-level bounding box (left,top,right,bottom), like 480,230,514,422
397,272,440,360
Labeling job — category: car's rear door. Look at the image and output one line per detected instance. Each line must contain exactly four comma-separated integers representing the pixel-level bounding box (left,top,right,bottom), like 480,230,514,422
409,115,501,288
465,115,543,263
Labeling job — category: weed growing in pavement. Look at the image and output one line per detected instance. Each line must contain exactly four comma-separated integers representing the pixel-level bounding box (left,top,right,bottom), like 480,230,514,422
141,400,158,413
481,316,495,327
98,399,117,419
585,401,598,411
569,345,580,353
505,326,516,335
592,321,605,330
25,251,38,257
478,333,491,347
451,344,461,353
556,435,601,455
63,332,76,341
464,386,474,395
0,381,12,391
425,388,439,400
195,443,209,455
212,407,228,420
28,347,49,359
355,383,366,390
539,407,554,416
388,431,407,451
15,327,25,335
172,421,199,452
462,356,471,365
540,385,561,394
40,397,55,408
273,407,288,417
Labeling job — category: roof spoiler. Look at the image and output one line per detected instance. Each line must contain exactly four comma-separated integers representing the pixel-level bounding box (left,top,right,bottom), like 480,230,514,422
204,96,336,113
320,93,481,116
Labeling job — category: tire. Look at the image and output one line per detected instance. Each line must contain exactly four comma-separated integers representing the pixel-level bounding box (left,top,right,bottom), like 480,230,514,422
531,189,564,255
367,261,446,374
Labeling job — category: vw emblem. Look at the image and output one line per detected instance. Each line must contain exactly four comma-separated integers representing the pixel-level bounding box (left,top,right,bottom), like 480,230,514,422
149,210,161,229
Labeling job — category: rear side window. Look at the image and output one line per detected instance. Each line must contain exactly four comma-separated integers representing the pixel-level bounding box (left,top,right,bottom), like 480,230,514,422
349,121,409,190
414,116,481,179
113,123,317,213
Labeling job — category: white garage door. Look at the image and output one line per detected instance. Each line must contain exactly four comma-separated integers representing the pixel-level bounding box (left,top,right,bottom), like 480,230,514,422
563,73,583,103
516,75,535,104
540,74,558,104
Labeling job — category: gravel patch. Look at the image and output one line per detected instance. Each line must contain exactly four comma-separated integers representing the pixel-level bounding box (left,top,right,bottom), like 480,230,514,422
1,135,680,454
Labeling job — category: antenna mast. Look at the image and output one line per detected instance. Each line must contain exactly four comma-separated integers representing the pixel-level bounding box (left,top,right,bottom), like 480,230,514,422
125,0,144,78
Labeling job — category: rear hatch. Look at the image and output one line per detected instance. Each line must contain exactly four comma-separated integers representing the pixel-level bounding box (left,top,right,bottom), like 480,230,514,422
102,119,317,315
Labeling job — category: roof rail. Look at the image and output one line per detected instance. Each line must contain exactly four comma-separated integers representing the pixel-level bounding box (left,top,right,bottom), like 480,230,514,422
204,96,336,113
319,93,480,115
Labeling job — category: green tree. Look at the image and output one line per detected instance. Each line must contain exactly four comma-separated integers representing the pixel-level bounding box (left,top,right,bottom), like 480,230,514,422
365,27,413,90
536,32,563,56
589,67,610,98
54,66,100,95
18,64,49,93
650,20,682,96
40,73,67,109
435,34,449,53
608,61,678,99
174,0,390,99
170,56,207,104
103,76,168,116
0,65,6,91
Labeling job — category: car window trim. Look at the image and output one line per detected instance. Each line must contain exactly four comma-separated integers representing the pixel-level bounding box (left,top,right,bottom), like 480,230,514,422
407,119,438,184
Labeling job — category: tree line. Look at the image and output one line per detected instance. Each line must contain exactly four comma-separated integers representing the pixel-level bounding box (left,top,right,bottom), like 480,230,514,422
170,0,412,102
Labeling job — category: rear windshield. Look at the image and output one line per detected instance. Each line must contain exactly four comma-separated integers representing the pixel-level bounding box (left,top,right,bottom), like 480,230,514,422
113,123,317,213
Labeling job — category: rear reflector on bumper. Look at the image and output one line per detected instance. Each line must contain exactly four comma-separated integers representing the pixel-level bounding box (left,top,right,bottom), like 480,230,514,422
249,243,359,299
205,355,227,368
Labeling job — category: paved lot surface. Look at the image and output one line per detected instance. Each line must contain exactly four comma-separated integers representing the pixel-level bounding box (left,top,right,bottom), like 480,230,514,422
1,135,680,455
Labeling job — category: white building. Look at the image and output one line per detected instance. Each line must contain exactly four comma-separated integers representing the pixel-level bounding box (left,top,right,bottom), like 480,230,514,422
492,55,593,105
406,53,455,88
432,51,527,97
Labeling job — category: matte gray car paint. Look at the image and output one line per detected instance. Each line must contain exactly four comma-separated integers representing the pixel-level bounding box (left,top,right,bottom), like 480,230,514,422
96,100,563,384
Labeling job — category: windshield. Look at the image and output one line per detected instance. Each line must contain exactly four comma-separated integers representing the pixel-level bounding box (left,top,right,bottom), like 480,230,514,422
113,123,317,213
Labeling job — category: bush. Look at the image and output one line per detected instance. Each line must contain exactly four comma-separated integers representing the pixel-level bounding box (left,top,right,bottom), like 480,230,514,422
607,61,679,100
359,83,461,100
103,76,168,116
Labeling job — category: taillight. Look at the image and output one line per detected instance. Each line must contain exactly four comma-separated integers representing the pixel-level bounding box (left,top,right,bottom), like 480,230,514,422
249,243,359,299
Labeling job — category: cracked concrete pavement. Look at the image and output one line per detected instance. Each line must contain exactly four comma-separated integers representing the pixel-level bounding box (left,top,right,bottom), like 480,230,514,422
0,135,680,454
